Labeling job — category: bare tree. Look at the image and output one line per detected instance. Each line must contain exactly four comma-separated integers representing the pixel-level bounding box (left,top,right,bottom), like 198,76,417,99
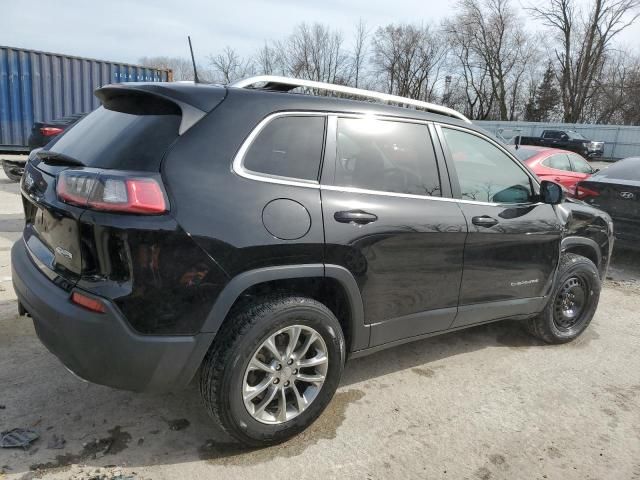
281,23,350,84
444,24,495,118
255,42,286,76
351,19,369,88
530,0,640,122
583,50,640,124
372,24,448,102
189,6,640,124
445,0,536,120
209,46,254,84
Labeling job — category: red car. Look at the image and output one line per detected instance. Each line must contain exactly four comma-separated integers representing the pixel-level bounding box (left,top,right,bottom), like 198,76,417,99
511,146,598,195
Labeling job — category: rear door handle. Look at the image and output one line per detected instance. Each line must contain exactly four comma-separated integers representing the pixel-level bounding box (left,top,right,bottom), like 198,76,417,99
334,210,378,225
472,215,499,227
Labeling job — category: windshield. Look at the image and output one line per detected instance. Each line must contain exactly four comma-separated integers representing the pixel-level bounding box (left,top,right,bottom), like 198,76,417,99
567,131,586,140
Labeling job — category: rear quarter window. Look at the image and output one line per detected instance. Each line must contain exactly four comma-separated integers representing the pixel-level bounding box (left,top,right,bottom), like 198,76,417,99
242,115,326,181
544,154,571,171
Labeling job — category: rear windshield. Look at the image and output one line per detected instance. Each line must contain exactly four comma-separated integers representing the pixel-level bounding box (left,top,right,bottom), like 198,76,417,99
513,147,540,161
599,157,640,181
48,106,181,171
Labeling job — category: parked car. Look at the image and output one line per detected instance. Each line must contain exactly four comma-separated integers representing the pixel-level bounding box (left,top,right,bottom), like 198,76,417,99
28,114,86,151
1,114,86,182
12,77,613,447
576,157,640,248
511,146,598,195
1,158,26,182
517,130,605,158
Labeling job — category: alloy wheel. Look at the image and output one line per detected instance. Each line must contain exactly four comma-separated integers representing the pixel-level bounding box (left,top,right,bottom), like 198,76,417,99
242,325,328,424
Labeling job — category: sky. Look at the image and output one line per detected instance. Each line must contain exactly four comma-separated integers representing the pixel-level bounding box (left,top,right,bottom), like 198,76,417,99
1,0,639,67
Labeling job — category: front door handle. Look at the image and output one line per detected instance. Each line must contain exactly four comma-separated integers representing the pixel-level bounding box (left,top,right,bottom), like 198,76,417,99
334,210,378,225
472,215,499,227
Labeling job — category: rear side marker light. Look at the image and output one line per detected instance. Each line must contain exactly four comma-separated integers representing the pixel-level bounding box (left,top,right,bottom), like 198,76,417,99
57,170,167,214
40,127,64,136
71,292,106,313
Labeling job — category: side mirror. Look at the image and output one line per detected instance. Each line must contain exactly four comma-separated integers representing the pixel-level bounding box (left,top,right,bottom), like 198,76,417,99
540,180,564,205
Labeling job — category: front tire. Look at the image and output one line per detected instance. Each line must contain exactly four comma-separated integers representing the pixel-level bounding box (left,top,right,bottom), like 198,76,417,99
527,253,601,344
200,296,345,447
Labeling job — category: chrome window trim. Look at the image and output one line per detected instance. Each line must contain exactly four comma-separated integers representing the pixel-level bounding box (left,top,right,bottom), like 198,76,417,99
320,184,511,206
232,111,539,208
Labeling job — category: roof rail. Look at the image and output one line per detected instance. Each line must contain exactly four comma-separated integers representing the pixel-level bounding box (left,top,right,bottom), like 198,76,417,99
231,75,471,124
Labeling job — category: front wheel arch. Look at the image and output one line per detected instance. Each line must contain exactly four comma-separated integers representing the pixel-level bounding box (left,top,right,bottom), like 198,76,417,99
561,237,602,275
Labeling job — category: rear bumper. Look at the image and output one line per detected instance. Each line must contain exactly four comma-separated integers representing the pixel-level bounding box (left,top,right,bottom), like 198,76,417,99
613,221,640,249
11,240,214,392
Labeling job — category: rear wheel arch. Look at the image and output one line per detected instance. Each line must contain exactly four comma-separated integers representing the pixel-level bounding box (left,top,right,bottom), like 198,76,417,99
200,264,368,353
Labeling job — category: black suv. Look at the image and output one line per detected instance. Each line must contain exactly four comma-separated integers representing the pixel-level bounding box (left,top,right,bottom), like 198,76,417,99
12,77,613,446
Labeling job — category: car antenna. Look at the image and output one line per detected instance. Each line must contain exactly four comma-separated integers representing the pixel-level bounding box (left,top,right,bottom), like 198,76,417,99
188,36,200,84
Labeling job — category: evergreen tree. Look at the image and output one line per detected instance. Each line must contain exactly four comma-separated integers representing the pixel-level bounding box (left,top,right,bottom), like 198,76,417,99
526,63,560,121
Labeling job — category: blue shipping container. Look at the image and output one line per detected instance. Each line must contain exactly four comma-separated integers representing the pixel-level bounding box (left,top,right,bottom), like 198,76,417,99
0,45,172,152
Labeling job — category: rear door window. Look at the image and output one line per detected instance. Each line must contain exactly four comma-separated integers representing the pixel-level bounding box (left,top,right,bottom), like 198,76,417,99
544,154,571,171
332,117,442,196
242,115,326,181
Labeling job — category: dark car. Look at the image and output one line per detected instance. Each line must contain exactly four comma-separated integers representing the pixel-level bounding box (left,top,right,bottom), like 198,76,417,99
12,77,613,447
1,114,86,182
511,146,597,195
518,130,605,158
28,114,86,151
576,157,640,248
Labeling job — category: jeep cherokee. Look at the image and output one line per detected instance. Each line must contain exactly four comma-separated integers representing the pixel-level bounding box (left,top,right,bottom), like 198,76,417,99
12,76,614,446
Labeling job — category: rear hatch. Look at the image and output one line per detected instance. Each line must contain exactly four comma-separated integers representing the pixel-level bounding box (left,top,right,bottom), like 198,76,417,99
20,88,191,289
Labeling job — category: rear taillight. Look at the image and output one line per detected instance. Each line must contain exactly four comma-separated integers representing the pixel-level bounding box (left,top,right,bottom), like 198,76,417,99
575,185,600,200
40,126,64,136
57,169,167,214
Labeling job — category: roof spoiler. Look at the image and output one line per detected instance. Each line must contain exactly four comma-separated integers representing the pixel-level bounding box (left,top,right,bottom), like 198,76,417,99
95,83,208,135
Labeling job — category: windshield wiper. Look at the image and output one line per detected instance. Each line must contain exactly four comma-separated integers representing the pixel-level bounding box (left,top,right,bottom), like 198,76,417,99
36,151,84,166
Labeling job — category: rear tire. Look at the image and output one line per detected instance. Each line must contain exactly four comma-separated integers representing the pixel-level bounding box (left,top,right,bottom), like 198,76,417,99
527,253,600,344
2,161,24,183
200,295,345,447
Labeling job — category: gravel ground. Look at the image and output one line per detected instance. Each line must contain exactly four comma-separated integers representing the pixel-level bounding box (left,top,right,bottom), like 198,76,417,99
1,164,639,480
